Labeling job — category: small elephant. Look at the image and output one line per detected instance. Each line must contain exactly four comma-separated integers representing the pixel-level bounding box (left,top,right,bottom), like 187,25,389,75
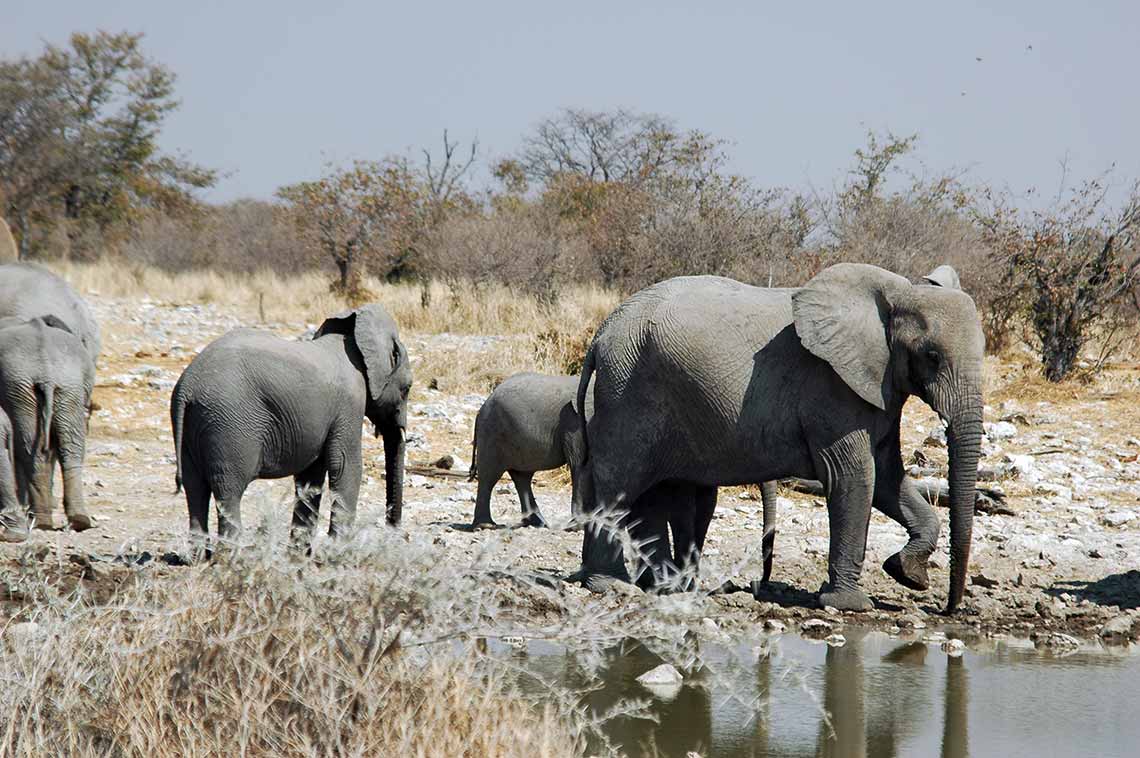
577,263,985,612
0,406,29,542
170,304,412,554
469,373,591,529
0,316,96,532
0,263,101,366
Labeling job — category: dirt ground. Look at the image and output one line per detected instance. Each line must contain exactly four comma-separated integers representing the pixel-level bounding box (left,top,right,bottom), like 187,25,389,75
2,290,1139,643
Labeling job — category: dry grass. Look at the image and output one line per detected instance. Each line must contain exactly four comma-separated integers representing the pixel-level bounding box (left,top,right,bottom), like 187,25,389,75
48,260,619,339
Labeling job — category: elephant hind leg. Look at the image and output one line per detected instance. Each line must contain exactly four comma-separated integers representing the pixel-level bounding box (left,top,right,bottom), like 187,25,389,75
181,465,212,561
291,459,326,555
55,420,91,531
472,463,505,529
510,470,548,528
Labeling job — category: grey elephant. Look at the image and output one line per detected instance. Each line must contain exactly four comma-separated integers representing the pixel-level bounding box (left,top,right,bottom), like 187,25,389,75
170,304,412,554
0,406,29,542
755,266,963,586
0,263,101,366
575,263,984,612
469,373,592,530
0,316,96,532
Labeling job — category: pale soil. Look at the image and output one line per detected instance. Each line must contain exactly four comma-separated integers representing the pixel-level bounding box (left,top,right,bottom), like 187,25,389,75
2,291,1139,643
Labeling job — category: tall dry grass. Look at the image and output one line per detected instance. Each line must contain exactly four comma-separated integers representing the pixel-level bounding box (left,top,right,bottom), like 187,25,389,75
48,260,619,339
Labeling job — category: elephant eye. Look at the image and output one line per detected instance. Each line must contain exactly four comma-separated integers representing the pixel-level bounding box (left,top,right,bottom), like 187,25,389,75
925,350,942,369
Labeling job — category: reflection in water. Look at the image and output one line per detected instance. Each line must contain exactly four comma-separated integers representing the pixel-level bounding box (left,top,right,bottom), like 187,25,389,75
510,629,1140,758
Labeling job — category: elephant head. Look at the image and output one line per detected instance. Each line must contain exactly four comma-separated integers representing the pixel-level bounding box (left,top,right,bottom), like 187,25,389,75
315,304,413,525
793,263,985,613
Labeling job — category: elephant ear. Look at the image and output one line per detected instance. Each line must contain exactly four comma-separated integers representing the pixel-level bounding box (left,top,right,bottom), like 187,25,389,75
922,265,961,290
792,263,911,411
316,305,400,401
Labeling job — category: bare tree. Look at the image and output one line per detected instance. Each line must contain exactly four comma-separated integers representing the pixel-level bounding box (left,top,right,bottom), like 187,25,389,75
978,173,1140,380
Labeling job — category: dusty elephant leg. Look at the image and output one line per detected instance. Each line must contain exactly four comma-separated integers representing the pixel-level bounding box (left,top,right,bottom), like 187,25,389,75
214,486,246,551
816,437,875,611
181,463,212,562
472,464,504,530
577,456,646,591
326,449,360,539
290,459,326,555
626,485,674,591
510,471,548,528
24,452,55,530
875,464,940,592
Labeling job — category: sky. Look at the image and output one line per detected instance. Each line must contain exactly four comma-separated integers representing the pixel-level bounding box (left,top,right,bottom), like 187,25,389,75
4,0,1138,204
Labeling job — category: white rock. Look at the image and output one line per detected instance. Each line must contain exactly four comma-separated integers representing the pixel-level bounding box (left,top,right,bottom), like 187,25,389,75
763,619,787,634
824,633,846,647
1102,511,1137,528
800,618,833,636
942,638,966,656
984,421,1018,440
636,663,683,686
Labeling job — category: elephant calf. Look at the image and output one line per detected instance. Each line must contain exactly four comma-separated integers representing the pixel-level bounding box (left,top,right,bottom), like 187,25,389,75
170,304,412,554
469,373,590,529
0,316,95,532
0,406,28,542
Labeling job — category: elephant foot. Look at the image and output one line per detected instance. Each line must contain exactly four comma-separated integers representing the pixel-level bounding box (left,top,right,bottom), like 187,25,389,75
67,513,95,532
33,517,54,531
818,585,873,612
883,551,930,591
581,571,632,594
519,511,548,529
472,519,502,531
0,525,29,543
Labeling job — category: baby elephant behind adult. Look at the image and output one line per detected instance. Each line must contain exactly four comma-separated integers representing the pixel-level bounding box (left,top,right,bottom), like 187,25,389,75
469,373,591,529
0,316,95,532
170,304,412,553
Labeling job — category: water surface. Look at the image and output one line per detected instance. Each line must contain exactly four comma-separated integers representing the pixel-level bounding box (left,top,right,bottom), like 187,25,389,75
512,629,1140,757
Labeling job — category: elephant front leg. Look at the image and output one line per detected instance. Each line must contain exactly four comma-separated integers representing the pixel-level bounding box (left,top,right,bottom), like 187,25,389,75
815,435,875,611
327,449,361,539
877,474,940,591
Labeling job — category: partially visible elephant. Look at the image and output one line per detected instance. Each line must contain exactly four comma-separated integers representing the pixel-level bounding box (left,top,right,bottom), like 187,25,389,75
756,265,963,586
0,316,96,532
469,373,592,529
0,406,29,542
0,263,101,366
170,304,412,554
576,263,985,612
0,218,16,263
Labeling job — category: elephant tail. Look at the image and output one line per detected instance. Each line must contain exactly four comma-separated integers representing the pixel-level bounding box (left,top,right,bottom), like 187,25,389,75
467,415,478,482
171,391,187,494
33,383,53,457
575,343,596,464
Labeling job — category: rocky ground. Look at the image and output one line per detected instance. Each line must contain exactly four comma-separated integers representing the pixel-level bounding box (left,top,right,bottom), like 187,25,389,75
1,290,1139,646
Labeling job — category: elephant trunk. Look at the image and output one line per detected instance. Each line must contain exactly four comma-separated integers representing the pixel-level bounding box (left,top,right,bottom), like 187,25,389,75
943,383,983,614
383,426,405,527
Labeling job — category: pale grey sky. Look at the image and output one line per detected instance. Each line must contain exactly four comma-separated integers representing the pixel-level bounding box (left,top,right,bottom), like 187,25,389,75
5,0,1137,203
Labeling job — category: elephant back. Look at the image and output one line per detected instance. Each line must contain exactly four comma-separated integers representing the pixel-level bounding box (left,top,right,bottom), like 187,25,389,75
0,263,101,365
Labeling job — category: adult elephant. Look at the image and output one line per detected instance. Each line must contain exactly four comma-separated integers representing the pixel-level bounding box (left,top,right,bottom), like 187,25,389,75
171,304,412,554
575,263,985,612
0,263,101,366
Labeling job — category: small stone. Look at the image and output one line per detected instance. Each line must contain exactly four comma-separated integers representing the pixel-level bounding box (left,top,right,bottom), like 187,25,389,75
700,617,719,634
1089,548,1104,559
888,626,901,635
942,639,966,656
824,633,846,646
897,615,926,630
1102,511,1137,528
822,605,840,615
1098,615,1138,644
763,619,787,634
1033,632,1080,650
432,454,456,470
800,618,833,637
971,571,1000,589
636,663,683,686
984,421,1018,440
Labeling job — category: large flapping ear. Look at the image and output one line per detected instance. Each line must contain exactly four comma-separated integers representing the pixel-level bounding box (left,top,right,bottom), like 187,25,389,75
792,263,911,411
922,265,961,290
316,305,400,401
